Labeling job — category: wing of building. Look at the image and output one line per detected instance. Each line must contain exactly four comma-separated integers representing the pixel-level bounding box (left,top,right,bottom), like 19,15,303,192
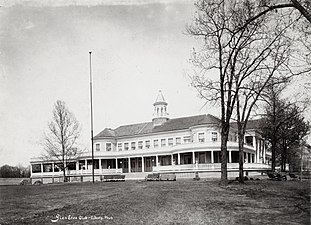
30,91,271,183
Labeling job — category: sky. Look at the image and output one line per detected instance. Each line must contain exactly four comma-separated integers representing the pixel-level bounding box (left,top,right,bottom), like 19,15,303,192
0,0,310,167
0,0,218,166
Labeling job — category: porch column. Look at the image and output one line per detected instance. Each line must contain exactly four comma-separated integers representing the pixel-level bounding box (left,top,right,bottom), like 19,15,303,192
245,153,248,163
76,161,79,171
52,162,55,172
263,142,266,163
254,137,258,163
99,159,102,174
229,151,232,163
128,158,131,173
171,154,174,165
85,159,87,170
142,157,145,172
156,155,159,166
211,151,214,163
177,153,180,165
192,152,195,164
41,163,43,173
115,158,118,172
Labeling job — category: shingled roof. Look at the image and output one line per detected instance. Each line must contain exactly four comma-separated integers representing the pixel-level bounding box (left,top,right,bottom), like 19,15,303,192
94,114,221,139
230,119,263,130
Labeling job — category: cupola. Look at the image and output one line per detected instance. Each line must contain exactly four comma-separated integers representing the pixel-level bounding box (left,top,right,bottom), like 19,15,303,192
152,90,169,126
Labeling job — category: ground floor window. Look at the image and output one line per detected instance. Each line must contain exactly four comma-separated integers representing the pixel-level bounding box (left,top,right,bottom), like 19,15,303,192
32,164,41,173
67,162,76,170
43,163,53,172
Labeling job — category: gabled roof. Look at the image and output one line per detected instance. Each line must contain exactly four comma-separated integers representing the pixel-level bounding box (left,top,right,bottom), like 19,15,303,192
94,114,221,139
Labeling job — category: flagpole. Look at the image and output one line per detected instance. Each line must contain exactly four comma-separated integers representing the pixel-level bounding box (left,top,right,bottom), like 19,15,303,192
89,51,95,183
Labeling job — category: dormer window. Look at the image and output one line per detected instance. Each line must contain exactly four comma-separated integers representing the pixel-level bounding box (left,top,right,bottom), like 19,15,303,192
131,142,136,150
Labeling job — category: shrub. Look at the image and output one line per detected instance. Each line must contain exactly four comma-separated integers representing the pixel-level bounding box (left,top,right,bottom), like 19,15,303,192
33,180,43,185
19,179,30,185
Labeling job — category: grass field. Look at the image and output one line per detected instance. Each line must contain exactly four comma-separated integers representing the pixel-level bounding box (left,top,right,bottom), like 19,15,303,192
0,179,310,225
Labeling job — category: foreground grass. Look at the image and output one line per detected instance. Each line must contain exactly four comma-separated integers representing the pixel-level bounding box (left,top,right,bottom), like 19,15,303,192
0,179,310,225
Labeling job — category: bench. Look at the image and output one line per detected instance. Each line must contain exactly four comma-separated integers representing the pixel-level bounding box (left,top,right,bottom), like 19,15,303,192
102,175,125,182
289,173,299,179
267,172,287,181
159,173,176,181
145,173,160,181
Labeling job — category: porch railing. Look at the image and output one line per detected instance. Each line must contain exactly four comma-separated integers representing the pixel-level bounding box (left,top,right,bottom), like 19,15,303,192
153,163,270,172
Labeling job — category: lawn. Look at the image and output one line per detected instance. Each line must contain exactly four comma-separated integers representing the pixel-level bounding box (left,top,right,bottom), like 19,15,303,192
0,179,310,225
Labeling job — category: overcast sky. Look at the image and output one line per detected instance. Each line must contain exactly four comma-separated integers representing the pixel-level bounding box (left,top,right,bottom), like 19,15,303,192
1,0,310,167
0,0,220,166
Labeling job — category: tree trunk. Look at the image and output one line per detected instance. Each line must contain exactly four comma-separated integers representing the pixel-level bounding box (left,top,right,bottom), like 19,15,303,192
238,130,245,183
271,140,276,172
220,124,229,185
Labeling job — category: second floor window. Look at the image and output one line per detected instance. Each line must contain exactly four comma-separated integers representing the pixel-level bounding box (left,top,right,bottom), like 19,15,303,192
176,137,181,145
161,139,166,147
117,143,122,151
96,143,100,151
145,140,150,148
198,133,205,142
245,136,253,146
212,132,218,142
154,139,159,148
124,143,129,151
131,142,136,150
138,141,143,149
106,143,112,151
168,138,173,146
183,136,191,143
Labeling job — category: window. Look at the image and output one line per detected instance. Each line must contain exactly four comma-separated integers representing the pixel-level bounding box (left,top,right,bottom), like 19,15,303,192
138,141,143,149
67,162,76,171
176,137,181,145
106,143,112,151
117,143,122,151
145,140,150,148
124,143,129,151
168,138,173,146
96,143,100,151
131,142,136,150
161,139,166,147
183,136,191,143
154,139,159,148
245,136,253,146
32,164,41,173
212,132,218,142
198,132,205,142
43,163,53,172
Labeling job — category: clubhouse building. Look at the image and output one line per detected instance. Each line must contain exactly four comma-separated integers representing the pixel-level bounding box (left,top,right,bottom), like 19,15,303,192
30,91,271,183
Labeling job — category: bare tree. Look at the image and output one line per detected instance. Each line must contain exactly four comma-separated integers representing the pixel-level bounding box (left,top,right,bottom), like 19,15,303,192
260,84,310,172
42,100,81,181
187,0,310,184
